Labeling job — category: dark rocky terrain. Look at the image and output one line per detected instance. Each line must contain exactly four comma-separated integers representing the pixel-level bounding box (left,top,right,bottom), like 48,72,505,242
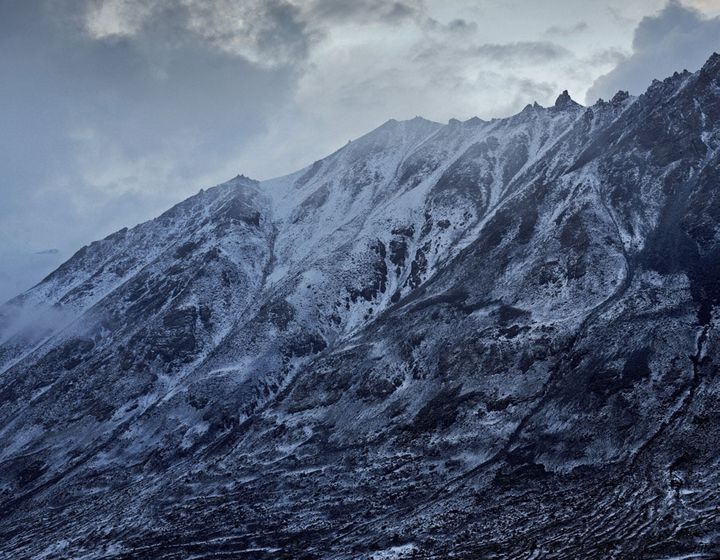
1,54,720,559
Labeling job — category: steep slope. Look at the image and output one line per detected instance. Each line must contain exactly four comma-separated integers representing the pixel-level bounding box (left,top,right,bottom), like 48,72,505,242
0,54,719,559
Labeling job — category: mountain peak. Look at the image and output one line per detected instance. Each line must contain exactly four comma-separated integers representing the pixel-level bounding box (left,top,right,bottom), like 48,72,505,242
231,173,258,186
554,90,580,110
702,51,720,71
611,90,630,105
519,101,543,116
698,52,720,83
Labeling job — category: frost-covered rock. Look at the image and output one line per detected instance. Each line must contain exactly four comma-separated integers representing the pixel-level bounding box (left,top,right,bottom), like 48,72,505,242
1,53,720,559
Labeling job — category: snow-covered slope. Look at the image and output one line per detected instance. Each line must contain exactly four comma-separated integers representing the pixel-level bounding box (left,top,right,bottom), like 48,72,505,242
1,53,720,559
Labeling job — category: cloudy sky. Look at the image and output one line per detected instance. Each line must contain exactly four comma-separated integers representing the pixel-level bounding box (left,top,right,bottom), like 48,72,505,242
1,0,720,302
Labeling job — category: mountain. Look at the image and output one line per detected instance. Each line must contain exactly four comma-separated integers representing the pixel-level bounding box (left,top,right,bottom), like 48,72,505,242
1,53,720,559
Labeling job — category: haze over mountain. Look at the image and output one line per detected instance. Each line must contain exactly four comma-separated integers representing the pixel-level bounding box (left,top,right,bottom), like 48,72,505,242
1,52,719,558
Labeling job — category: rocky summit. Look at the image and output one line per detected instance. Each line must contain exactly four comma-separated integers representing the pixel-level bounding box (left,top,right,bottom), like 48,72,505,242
1,53,720,559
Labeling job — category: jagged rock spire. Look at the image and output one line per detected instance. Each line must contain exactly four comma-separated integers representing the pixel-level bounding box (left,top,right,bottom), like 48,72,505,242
554,90,580,110
611,90,630,105
703,51,720,70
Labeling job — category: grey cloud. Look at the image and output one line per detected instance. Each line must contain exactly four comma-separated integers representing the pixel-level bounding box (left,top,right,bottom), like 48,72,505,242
384,1,421,23
587,0,720,103
503,75,559,109
584,47,628,67
513,77,557,98
545,21,589,37
423,17,478,34
606,6,635,27
447,18,477,33
80,0,315,68
307,0,425,25
472,41,572,64
238,1,313,65
48,0,428,68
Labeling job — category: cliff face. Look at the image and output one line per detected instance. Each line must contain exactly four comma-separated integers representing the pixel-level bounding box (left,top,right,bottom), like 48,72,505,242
1,54,720,559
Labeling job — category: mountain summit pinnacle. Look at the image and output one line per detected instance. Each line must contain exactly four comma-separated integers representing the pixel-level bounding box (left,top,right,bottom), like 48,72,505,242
554,90,580,110
703,51,720,69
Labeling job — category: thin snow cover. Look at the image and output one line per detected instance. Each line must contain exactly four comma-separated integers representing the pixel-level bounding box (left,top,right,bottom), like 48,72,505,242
1,56,720,558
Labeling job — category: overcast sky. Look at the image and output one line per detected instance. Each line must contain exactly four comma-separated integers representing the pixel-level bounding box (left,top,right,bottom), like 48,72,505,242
1,0,720,302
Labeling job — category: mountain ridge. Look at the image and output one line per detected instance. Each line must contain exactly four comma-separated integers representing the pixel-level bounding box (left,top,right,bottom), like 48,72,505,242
0,52,719,559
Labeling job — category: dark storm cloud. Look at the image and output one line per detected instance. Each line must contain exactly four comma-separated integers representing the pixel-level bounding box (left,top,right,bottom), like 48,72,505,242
587,0,720,103
189,0,315,65
73,0,318,67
